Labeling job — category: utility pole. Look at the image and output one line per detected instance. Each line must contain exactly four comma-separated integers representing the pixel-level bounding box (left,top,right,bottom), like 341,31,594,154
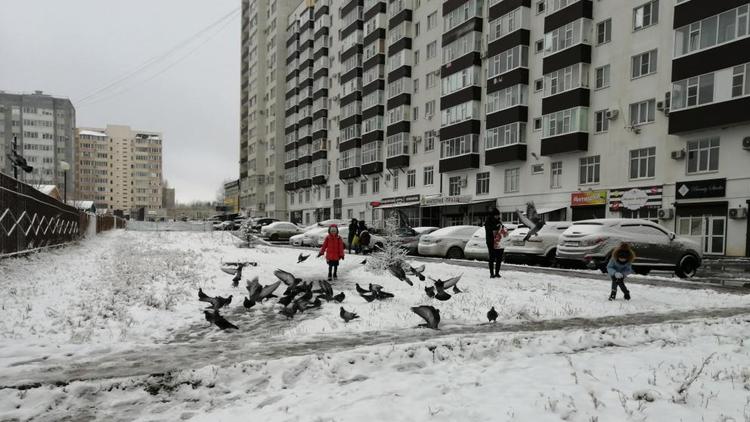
12,135,18,180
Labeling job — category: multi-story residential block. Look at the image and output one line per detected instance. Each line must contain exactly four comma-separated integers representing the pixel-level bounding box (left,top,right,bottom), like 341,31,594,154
0,90,76,196
75,124,163,217
252,0,750,257
224,179,240,213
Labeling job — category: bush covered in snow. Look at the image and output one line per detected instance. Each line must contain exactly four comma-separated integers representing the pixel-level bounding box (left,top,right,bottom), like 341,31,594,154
364,214,408,275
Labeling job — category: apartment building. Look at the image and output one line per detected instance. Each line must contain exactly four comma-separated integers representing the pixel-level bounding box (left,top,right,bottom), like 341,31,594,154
264,0,750,256
75,124,163,217
0,90,76,195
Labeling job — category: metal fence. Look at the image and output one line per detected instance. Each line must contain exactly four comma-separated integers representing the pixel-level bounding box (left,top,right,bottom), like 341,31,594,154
96,215,127,233
126,220,214,232
0,171,86,256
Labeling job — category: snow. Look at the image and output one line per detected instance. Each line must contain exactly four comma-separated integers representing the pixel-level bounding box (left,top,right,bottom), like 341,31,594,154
78,130,106,137
0,230,749,420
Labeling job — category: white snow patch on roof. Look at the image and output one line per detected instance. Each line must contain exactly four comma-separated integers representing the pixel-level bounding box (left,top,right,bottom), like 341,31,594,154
79,130,106,137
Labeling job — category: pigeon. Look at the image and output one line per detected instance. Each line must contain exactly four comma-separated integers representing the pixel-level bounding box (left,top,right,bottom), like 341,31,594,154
517,202,546,242
368,283,384,293
204,310,238,330
198,288,232,311
355,283,370,295
411,305,440,330
7,150,33,173
407,264,426,281
274,269,302,286
424,286,435,298
297,253,310,264
331,292,345,303
278,294,294,307
359,293,376,302
388,263,413,286
279,305,297,319
305,297,322,309
246,276,262,301
316,279,334,297
360,259,367,265
257,281,281,302
243,296,256,309
232,263,245,287
452,285,462,294
487,306,498,323
433,281,452,301
340,307,359,323
442,274,462,289
368,283,394,299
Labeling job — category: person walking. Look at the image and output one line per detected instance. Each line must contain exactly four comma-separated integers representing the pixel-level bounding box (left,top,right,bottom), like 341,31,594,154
607,243,634,301
484,208,506,278
318,224,345,281
347,218,358,253
356,220,368,253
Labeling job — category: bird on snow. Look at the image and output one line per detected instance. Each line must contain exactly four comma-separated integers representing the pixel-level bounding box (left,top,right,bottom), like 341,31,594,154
257,280,281,302
204,310,238,330
433,281,452,301
231,263,245,287
516,202,546,242
452,285,462,294
487,306,499,323
279,304,298,319
411,305,440,330
360,259,367,265
274,269,302,286
339,306,359,323
388,263,413,286
331,292,345,303
407,264,426,281
297,253,310,264
305,297,322,310
355,283,369,295
359,292,376,302
424,286,436,298
198,288,233,311
278,294,295,307
245,276,262,301
368,283,394,299
243,296,256,309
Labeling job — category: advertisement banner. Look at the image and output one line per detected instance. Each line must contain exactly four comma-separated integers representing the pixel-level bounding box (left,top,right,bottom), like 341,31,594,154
570,190,607,207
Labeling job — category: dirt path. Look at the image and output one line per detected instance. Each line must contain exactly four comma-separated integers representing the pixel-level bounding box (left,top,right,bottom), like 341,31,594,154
3,305,749,390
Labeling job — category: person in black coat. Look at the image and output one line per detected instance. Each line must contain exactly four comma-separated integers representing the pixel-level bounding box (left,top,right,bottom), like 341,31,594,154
484,208,505,278
347,218,358,253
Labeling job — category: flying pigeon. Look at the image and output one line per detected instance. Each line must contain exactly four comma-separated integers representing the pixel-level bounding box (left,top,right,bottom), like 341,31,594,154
198,288,232,311
274,269,301,286
424,286,435,298
441,274,462,289
297,253,310,264
243,296,256,309
204,310,238,330
411,305,440,330
517,202,546,242
487,306,498,323
407,264,426,281
452,285,462,294
339,306,360,323
388,263,413,286
7,150,33,173
245,276,262,301
257,280,281,302
433,281,452,301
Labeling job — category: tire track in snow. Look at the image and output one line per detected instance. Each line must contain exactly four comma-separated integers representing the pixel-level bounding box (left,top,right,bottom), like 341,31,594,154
2,305,750,389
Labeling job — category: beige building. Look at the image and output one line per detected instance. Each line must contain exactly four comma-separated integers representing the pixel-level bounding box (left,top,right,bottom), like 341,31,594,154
75,124,163,217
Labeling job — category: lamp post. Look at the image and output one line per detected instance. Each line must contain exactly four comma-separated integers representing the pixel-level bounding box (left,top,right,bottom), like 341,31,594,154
59,161,70,203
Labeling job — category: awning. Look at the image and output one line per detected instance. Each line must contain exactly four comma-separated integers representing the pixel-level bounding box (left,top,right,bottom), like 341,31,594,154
535,206,567,215
376,201,420,209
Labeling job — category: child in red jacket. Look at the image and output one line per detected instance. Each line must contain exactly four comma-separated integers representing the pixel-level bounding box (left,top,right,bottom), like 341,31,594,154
318,225,345,280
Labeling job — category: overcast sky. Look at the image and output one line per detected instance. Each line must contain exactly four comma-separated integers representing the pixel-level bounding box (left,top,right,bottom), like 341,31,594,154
0,0,240,203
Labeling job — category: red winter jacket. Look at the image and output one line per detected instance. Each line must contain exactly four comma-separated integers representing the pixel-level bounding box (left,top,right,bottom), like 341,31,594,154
320,234,345,261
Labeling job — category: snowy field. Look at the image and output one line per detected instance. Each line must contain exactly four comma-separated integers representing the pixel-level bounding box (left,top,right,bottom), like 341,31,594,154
1,230,749,421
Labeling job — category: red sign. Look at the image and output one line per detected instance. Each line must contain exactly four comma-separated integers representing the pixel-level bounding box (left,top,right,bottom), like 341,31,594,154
370,201,381,207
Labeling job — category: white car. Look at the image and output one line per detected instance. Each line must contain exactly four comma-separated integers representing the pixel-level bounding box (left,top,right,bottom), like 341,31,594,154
503,221,572,266
313,226,386,250
463,224,519,261
260,221,303,241
418,225,479,259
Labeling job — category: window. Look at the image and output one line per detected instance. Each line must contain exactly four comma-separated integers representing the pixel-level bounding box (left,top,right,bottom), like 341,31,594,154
629,99,656,126
596,19,611,44
425,130,436,151
393,172,399,190
360,180,367,195
579,155,600,184
413,79,419,93
629,147,656,179
476,172,490,195
544,19,592,55
535,39,544,53
442,31,482,63
687,137,720,174
414,22,420,36
550,161,562,188
423,165,434,185
362,141,382,164
372,176,380,193
425,100,436,116
504,168,519,193
543,63,589,97
485,122,526,149
594,110,609,133
386,133,409,157
334,184,340,198
671,73,715,110
536,0,545,13
326,186,331,199
533,117,542,131
486,84,528,113
407,169,416,188
631,50,657,78
426,41,437,58
732,64,750,97
414,50,420,65
441,134,479,158
427,11,437,30
487,45,529,78
347,209,353,219
633,0,659,30
543,107,588,138
441,66,481,96
674,5,750,57
489,7,528,43
594,65,610,89
442,101,481,126
448,176,462,196
534,78,543,91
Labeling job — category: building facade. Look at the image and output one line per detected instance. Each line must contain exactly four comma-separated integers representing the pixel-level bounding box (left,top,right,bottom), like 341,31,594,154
252,0,750,256
0,90,76,196
75,124,163,217
224,179,241,213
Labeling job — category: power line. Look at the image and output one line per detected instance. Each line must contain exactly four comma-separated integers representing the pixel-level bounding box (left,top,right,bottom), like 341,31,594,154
76,7,240,105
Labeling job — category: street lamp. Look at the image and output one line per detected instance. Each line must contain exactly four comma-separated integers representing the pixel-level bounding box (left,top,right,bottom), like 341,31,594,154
59,160,70,203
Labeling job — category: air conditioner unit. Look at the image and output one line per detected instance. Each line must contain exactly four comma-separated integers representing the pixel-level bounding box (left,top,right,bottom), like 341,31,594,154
412,136,422,143
656,101,665,111
426,113,433,120
671,149,686,160
729,207,748,219
606,109,619,120
658,208,674,220
743,137,750,150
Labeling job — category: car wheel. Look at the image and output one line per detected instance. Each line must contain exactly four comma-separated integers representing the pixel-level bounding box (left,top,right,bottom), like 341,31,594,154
675,255,698,279
446,247,464,260
270,233,279,241
541,249,557,267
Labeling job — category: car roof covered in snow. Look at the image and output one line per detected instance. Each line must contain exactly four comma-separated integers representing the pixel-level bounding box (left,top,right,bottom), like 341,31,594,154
572,218,658,226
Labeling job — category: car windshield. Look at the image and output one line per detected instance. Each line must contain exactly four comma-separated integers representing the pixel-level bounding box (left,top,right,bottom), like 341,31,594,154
569,222,605,234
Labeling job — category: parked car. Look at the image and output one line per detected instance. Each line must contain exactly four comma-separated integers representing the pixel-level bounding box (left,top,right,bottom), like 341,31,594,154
250,218,279,232
463,224,519,261
556,218,702,278
313,226,385,250
212,221,236,231
260,221,303,241
504,222,571,266
290,226,329,247
400,226,440,254
418,225,479,259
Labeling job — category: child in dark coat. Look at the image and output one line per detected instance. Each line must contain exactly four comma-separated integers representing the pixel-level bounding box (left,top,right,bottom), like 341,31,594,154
607,243,635,301
318,225,345,281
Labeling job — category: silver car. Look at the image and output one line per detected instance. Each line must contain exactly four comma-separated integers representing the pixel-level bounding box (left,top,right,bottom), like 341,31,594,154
464,224,519,260
504,222,571,266
418,225,479,259
260,221,303,241
556,218,702,278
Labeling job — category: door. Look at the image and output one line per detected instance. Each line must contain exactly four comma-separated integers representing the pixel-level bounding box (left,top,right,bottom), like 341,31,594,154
705,216,725,255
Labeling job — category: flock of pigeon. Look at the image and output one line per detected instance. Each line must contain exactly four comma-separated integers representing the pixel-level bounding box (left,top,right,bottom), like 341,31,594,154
198,252,501,332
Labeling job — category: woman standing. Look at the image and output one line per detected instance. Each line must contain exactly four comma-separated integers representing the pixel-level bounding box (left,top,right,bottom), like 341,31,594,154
347,218,358,253
484,208,505,278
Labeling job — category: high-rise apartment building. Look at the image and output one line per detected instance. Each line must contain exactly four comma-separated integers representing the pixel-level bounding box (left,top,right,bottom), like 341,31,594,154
253,0,750,256
75,124,163,216
0,90,76,195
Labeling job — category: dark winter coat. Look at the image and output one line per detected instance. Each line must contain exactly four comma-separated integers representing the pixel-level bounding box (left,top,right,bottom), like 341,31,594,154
607,243,636,278
348,221,358,240
484,215,502,246
320,233,345,261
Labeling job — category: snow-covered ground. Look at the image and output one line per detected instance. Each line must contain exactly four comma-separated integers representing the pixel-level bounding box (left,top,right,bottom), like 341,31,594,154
1,230,749,421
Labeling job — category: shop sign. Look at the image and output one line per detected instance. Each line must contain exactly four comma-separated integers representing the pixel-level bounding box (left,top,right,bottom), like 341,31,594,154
421,194,472,207
571,190,607,207
676,178,726,200
377,194,421,207
609,186,663,211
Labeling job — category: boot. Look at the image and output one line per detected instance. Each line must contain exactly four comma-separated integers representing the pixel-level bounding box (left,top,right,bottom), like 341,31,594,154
333,267,338,280
494,262,502,278
623,290,631,301
489,262,496,278
608,290,616,301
